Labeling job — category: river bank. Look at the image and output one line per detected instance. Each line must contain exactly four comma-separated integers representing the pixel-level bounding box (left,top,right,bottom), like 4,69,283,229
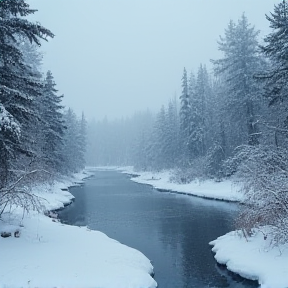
210,229,288,288
118,167,243,202
108,166,287,288
0,170,156,288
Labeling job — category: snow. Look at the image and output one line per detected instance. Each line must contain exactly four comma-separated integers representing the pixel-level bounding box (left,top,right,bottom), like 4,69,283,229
210,229,288,288
117,167,243,202
0,103,21,137
0,170,156,288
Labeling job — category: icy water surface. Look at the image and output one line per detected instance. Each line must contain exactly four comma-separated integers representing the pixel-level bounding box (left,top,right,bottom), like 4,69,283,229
58,170,259,288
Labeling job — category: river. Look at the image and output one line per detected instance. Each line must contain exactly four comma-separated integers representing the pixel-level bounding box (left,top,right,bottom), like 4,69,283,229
58,170,259,288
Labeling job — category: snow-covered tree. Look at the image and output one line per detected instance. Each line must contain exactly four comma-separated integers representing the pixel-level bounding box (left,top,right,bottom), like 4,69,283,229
255,0,288,148
0,0,54,215
258,0,288,106
165,98,180,168
40,71,65,173
148,106,167,170
0,0,53,186
78,112,87,170
61,109,86,174
189,65,210,157
179,68,190,165
212,15,262,148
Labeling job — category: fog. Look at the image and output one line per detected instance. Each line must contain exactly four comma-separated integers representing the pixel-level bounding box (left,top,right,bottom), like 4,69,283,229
27,0,279,120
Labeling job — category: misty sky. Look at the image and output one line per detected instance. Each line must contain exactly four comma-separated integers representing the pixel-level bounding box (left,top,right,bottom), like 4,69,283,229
27,0,279,120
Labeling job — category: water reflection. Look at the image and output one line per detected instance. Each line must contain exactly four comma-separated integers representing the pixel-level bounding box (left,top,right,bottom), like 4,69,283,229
59,185,87,226
58,171,259,288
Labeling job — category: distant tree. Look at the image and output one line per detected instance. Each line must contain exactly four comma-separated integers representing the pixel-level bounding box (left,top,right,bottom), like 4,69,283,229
179,67,190,165
41,71,65,173
78,112,87,170
62,109,83,173
187,71,200,159
151,105,168,170
189,65,210,157
165,98,180,168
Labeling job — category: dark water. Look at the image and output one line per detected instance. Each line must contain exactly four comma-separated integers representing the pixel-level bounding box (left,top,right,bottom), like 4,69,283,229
58,170,259,288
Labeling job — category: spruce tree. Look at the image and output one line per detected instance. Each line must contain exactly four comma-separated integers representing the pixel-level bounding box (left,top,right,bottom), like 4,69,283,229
257,0,288,106
256,0,288,148
78,112,87,170
212,14,262,148
62,108,81,173
41,71,65,173
165,99,179,168
0,0,53,186
191,65,210,157
179,67,190,165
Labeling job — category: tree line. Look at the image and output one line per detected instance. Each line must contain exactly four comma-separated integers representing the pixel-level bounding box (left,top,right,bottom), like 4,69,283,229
0,0,86,216
86,1,288,245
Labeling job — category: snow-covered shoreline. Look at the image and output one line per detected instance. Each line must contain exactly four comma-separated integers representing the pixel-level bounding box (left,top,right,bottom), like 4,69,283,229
0,169,157,288
99,166,288,288
116,166,243,202
210,229,288,288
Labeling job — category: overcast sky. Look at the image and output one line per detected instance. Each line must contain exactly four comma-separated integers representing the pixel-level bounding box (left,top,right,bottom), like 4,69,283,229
27,0,279,120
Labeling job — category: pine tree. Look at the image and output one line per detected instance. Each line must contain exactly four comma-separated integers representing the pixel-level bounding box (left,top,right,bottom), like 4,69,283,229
62,108,82,173
255,0,288,148
41,71,65,173
0,0,53,186
190,65,210,157
78,112,87,170
165,98,180,168
179,67,190,165
257,0,288,106
152,106,167,170
212,14,262,147
16,41,46,173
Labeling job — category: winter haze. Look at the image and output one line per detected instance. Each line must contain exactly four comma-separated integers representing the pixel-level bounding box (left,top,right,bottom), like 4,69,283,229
27,0,279,120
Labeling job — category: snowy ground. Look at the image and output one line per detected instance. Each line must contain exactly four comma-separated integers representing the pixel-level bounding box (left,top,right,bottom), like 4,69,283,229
210,229,288,288
95,166,288,288
0,170,156,288
116,166,243,202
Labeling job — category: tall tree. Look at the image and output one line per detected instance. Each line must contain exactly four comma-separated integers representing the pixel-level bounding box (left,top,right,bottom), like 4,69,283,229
41,71,65,173
256,0,288,147
165,98,180,168
258,0,288,105
78,112,87,170
190,65,210,157
0,0,53,186
179,67,190,165
212,15,262,148
62,108,86,173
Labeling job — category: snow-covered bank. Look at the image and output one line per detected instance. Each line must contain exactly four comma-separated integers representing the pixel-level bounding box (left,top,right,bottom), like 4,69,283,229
117,167,243,202
0,170,156,288
210,229,288,288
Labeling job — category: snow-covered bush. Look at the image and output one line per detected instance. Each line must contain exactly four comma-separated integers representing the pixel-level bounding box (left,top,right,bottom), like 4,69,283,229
228,145,288,245
0,170,45,218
